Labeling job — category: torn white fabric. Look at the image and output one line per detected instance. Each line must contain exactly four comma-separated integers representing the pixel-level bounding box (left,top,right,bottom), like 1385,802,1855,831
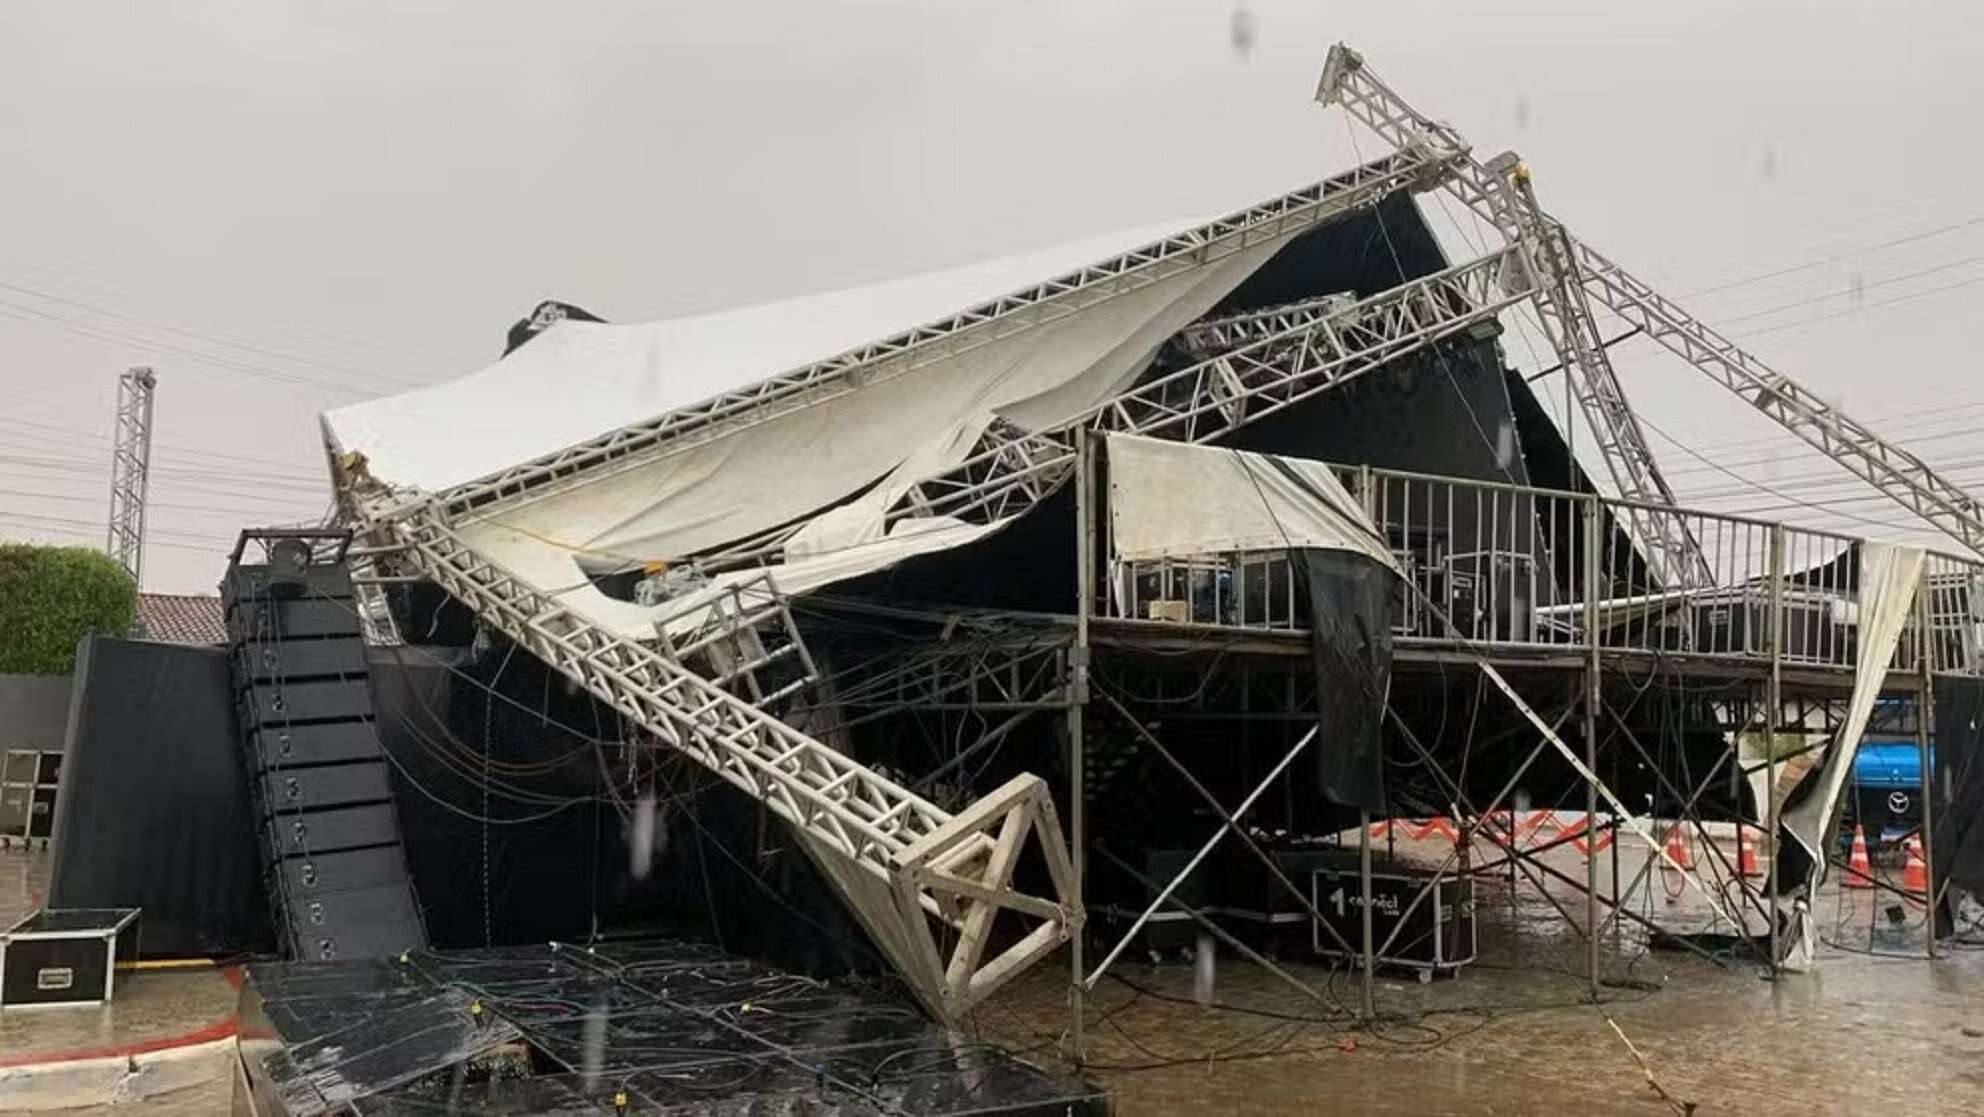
1104,434,1398,573
1773,541,1924,969
367,231,1284,584
1780,542,1926,869
330,207,1311,645
457,514,1002,642
325,215,1223,497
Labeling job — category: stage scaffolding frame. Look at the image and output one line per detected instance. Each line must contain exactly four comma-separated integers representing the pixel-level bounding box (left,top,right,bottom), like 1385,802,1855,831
832,444,1964,1056
331,42,1984,1035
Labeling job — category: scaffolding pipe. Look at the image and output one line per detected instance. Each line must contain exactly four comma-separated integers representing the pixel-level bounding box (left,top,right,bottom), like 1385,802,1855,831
1082,725,1319,990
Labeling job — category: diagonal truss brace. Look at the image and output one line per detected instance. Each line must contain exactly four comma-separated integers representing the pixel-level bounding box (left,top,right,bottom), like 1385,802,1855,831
1318,45,1711,589
431,149,1459,528
364,499,1079,1023
1574,241,1984,557
891,243,1532,527
1319,42,1984,562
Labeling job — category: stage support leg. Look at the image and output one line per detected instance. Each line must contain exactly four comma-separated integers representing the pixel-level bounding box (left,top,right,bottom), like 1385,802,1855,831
1360,809,1375,1022
1582,496,1603,1001
1918,579,1938,959
1766,523,1785,977
1068,432,1096,1060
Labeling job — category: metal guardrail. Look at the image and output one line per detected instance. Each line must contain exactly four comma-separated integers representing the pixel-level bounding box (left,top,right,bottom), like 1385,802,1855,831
1107,463,1984,677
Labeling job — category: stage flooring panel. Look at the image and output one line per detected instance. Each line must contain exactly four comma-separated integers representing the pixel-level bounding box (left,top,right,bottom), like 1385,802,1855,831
262,987,524,1116
243,940,1102,1116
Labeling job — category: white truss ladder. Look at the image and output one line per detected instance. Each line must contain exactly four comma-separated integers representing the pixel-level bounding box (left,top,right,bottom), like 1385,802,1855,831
892,244,1533,526
1318,45,1712,590
432,150,1458,528
648,571,820,712
1318,42,1984,563
356,497,1079,1024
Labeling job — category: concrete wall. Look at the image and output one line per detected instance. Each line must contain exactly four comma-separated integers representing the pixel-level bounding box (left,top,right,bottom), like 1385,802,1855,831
0,674,75,751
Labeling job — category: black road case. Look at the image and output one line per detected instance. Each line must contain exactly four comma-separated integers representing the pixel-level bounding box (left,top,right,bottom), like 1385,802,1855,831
0,908,140,1008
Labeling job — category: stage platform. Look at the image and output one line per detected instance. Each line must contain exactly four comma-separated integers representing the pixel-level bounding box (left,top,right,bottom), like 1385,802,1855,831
235,939,1105,1115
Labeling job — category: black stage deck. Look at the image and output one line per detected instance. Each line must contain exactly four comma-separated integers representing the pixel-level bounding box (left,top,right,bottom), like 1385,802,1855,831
237,939,1106,1115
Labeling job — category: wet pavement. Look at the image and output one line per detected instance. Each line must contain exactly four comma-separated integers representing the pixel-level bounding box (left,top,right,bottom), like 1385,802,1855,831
979,830,1984,1115
0,849,239,1116
6,834,1984,1113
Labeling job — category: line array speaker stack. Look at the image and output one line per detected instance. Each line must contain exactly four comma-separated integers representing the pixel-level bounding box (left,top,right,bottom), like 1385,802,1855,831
223,531,427,962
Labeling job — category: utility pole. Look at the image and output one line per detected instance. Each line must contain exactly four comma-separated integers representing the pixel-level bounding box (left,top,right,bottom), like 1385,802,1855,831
105,367,157,587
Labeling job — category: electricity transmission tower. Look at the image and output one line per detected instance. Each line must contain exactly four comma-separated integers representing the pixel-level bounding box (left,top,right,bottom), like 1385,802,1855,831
105,366,157,586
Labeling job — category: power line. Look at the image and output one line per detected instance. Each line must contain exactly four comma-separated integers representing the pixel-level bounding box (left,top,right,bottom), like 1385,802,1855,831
0,412,327,479
1678,212,1984,299
1659,406,1984,465
1710,253,1984,327
0,298,397,398
1634,414,1934,535
1728,271,1984,342
0,274,417,389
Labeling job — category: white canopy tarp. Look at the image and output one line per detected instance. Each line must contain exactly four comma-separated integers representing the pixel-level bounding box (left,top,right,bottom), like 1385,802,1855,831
1105,434,1398,573
326,215,1227,497
334,214,1321,642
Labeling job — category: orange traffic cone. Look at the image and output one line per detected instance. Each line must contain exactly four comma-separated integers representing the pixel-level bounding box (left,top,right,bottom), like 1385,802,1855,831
1662,826,1693,870
1843,824,1874,889
1901,834,1929,896
1737,826,1761,877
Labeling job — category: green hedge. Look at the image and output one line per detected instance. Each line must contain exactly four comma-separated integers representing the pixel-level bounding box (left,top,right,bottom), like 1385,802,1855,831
0,544,138,675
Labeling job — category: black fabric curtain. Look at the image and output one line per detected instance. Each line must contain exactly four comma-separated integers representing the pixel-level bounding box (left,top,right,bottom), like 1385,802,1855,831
48,636,271,956
1933,674,1984,933
1297,548,1393,815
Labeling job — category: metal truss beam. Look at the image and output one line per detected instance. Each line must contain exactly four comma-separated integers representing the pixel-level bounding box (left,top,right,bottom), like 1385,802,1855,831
832,632,1074,724
1573,240,1984,557
1318,45,1711,589
426,149,1457,526
892,244,1531,526
367,501,1080,1023
1170,293,1360,355
105,366,156,586
1319,42,1984,562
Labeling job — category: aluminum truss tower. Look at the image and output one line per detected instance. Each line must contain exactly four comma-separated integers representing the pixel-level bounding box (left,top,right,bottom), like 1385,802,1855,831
105,366,157,586
1318,46,1711,589
1317,43,1984,563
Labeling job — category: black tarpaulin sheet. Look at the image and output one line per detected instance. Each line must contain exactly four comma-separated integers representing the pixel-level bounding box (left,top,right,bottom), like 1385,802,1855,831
1298,548,1392,814
47,635,270,956
1933,674,1984,927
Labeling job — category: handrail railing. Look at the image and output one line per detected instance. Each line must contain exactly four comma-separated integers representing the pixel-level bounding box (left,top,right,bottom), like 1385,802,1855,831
1102,461,1984,677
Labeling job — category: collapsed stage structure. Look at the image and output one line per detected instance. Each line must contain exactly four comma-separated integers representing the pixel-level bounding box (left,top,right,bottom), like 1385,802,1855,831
315,45,1984,1036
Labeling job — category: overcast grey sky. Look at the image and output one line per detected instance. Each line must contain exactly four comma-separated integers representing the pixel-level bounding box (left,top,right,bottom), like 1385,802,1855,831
2,1,1980,592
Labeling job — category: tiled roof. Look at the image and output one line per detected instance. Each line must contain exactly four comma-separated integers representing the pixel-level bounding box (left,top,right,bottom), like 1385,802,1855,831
135,593,228,646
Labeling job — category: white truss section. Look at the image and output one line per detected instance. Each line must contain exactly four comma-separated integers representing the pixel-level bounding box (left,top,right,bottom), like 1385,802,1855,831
892,245,1532,526
1320,42,1984,562
1574,240,1984,555
1170,293,1361,355
106,366,157,586
1318,45,1711,589
365,499,1080,1022
430,150,1457,526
